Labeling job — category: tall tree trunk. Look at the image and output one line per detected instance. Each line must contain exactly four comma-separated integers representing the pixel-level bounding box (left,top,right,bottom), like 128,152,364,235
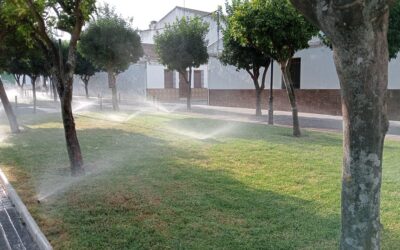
31,76,37,113
42,76,48,92
108,70,119,111
280,60,301,137
334,19,389,250
51,78,57,102
84,80,89,99
255,87,262,116
187,67,192,111
268,60,274,125
0,79,20,134
56,75,84,176
14,74,23,95
289,1,391,248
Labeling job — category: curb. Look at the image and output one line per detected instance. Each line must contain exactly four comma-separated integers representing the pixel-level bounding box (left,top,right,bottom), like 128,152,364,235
0,169,52,250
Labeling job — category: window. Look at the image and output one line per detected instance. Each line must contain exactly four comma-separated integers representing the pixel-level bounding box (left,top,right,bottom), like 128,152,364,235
164,70,175,89
193,70,204,88
282,58,301,89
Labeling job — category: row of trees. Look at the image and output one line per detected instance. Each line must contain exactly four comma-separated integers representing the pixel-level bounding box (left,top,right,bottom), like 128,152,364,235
0,1,143,175
0,0,399,247
155,0,400,248
220,0,317,137
153,0,317,138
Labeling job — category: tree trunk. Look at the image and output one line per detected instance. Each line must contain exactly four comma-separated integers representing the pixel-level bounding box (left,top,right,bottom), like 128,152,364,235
187,68,192,111
268,60,274,125
31,76,37,113
334,21,389,250
42,76,48,91
56,75,84,176
289,1,391,248
280,60,300,137
14,75,24,95
51,77,57,102
255,87,262,116
0,79,20,134
108,70,119,111
84,80,89,99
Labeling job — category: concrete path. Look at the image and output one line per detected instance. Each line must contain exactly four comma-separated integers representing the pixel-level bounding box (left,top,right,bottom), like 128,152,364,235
0,184,39,250
141,102,400,138
10,94,400,137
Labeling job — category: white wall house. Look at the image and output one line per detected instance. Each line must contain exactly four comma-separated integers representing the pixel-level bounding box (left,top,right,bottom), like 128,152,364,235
74,6,400,118
139,6,222,100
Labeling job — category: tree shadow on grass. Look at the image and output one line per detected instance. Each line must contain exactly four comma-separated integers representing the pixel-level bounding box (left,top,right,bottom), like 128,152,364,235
164,117,343,148
0,119,398,249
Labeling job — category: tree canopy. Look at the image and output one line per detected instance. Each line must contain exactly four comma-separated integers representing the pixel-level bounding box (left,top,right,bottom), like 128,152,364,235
79,7,143,74
1,0,96,175
79,6,143,111
155,17,209,74
318,0,400,59
387,1,400,59
228,0,317,63
220,0,271,116
227,0,317,136
75,50,98,80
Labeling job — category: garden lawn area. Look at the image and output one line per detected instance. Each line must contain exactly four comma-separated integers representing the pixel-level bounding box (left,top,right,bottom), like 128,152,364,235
0,110,399,249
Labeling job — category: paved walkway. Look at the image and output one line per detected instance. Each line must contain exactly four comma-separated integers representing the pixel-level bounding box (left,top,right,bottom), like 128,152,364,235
11,95,400,137
0,184,38,250
120,101,400,138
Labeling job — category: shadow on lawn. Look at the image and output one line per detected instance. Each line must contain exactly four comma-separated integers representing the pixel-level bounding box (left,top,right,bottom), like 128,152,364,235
164,117,343,147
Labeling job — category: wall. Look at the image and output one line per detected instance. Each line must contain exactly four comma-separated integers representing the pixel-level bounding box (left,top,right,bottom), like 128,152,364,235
209,89,400,120
209,46,400,90
147,64,165,89
73,63,147,98
389,57,400,89
140,7,221,47
295,46,340,89
208,57,282,90
146,63,209,89
147,88,208,102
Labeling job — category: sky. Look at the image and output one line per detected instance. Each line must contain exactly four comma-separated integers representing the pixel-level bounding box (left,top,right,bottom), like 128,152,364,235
102,0,226,30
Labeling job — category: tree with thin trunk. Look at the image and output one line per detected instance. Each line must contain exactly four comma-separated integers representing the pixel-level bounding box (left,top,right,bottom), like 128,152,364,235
75,50,99,98
229,0,317,136
155,17,209,111
0,0,20,133
0,78,20,133
219,0,271,117
290,0,393,248
23,46,48,113
79,5,143,111
2,0,96,176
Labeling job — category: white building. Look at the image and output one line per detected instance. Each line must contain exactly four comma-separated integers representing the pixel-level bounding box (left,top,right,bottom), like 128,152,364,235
75,6,400,119
139,6,223,102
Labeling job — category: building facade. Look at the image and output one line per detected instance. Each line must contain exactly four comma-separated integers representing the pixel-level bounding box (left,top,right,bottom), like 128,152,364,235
76,6,400,119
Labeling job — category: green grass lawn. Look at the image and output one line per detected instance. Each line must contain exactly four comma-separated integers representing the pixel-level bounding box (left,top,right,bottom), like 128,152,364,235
0,111,399,249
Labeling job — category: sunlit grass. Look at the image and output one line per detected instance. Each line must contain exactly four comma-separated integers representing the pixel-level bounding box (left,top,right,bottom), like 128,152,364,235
0,111,399,249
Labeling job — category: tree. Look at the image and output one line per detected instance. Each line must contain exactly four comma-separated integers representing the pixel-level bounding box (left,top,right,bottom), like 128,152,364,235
2,0,96,176
75,50,98,98
17,45,49,113
155,17,209,111
229,0,317,136
80,6,143,111
388,1,400,59
319,0,400,60
0,0,20,133
220,1,271,117
290,0,391,248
